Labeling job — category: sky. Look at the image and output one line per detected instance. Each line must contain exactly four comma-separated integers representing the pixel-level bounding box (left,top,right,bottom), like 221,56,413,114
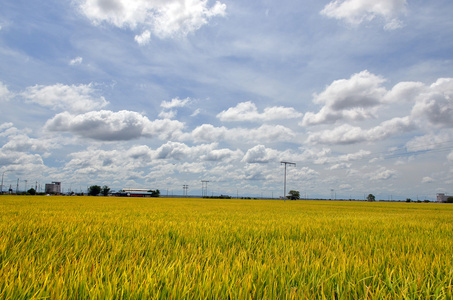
1,0,453,200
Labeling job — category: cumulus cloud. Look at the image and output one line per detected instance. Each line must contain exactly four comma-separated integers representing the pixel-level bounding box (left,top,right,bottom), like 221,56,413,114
189,123,295,144
302,70,386,126
306,117,413,145
369,167,397,180
302,72,453,145
191,124,228,143
239,125,295,143
44,110,184,141
1,134,55,153
154,141,217,160
321,0,407,30
78,0,226,40
0,150,45,175
217,101,303,122
23,83,109,113
0,125,53,176
242,145,280,163
201,148,243,162
63,142,241,180
411,78,453,128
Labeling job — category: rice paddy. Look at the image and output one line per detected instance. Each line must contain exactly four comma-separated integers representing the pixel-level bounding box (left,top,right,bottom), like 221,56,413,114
0,195,452,299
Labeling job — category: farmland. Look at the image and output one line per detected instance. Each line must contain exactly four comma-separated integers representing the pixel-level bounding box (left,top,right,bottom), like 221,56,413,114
0,195,452,299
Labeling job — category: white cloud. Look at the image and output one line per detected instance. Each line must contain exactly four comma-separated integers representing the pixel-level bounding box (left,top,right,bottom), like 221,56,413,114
154,141,216,160
191,108,201,117
405,132,452,153
306,117,413,145
134,30,151,45
411,78,453,128
369,167,397,180
301,71,386,126
384,81,425,103
69,57,83,65
189,123,295,144
191,124,228,143
158,110,177,119
1,134,55,153
23,83,109,113
239,125,295,143
159,97,191,118
448,151,453,162
242,145,280,163
160,97,190,109
302,72,453,145
63,142,241,181
78,0,226,39
44,110,184,141
217,101,303,122
422,176,434,184
0,150,45,176
321,0,407,29
201,148,243,162
313,149,371,165
0,82,11,101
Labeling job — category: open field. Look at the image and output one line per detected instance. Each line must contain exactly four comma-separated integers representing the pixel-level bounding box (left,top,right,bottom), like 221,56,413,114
0,195,452,299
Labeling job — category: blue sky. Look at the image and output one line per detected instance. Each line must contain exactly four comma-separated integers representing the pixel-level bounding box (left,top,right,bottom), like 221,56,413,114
1,0,453,199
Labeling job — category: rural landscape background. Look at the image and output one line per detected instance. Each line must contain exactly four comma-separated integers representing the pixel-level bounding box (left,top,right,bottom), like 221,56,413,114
1,0,453,200
2,1,453,297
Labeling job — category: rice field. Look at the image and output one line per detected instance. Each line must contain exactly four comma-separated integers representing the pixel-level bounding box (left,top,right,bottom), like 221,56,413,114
0,195,452,299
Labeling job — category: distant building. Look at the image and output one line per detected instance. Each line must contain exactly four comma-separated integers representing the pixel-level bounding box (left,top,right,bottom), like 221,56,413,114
115,188,157,197
45,182,61,194
436,193,452,203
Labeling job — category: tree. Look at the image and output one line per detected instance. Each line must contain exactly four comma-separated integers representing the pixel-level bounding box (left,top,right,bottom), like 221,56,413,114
88,185,101,196
287,190,300,200
150,189,160,197
27,188,36,195
447,197,453,203
367,194,375,202
102,185,110,197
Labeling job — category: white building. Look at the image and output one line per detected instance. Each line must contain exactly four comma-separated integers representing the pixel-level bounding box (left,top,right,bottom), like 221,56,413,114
436,193,452,203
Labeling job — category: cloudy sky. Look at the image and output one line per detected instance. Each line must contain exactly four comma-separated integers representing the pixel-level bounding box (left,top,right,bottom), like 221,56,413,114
1,0,453,199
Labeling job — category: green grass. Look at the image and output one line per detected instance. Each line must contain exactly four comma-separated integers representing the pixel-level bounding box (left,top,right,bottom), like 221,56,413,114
0,195,452,299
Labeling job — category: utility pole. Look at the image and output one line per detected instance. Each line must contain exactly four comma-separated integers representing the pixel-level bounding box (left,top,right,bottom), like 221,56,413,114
0,171,5,194
281,161,296,200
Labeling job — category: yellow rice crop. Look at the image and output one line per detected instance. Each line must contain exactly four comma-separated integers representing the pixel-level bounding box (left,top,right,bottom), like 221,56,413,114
0,195,452,299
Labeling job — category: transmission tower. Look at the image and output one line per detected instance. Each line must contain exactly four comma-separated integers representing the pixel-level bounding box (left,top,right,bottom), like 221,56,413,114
201,180,209,197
